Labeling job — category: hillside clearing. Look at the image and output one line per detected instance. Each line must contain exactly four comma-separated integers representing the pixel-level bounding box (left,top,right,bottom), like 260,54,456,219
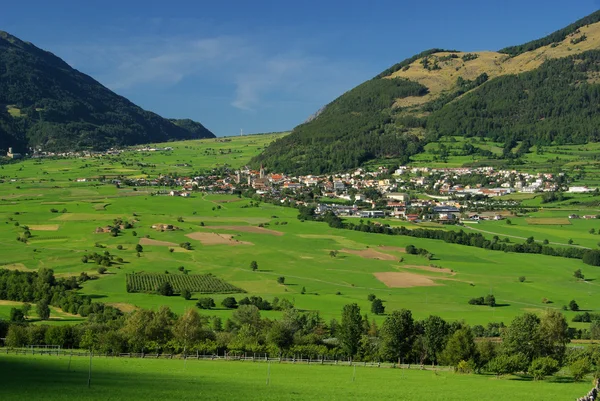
374,272,441,288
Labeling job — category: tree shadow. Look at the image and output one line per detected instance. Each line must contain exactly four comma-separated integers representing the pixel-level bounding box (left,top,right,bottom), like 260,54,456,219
492,303,510,308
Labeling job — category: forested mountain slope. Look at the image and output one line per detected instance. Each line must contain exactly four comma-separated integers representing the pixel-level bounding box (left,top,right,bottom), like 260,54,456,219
253,10,600,174
0,31,214,153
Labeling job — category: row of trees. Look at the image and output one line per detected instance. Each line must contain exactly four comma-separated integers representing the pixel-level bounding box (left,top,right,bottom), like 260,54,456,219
301,210,600,266
0,268,120,318
1,303,597,380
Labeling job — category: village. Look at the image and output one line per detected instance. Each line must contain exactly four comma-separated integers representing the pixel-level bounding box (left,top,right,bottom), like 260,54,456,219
107,163,598,224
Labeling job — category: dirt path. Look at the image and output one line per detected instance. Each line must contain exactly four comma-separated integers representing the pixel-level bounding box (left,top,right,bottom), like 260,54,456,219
462,225,591,249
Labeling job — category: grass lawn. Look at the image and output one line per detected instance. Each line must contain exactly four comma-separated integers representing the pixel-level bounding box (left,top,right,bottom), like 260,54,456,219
0,354,591,400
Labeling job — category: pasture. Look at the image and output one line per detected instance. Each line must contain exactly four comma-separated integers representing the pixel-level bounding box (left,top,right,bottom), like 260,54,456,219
0,134,599,328
0,354,591,400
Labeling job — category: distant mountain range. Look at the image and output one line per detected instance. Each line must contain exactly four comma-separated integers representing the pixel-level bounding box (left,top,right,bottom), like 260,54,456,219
0,31,214,153
253,10,600,175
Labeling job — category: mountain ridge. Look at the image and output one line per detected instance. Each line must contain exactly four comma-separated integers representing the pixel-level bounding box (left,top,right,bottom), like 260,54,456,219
0,30,215,153
252,10,600,174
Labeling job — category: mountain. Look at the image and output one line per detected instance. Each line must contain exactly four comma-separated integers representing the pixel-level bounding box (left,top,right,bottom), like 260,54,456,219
253,10,600,175
0,31,215,153
168,118,213,139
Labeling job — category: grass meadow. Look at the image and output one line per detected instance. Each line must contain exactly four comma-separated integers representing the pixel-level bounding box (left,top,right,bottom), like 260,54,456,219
0,136,599,328
0,354,591,400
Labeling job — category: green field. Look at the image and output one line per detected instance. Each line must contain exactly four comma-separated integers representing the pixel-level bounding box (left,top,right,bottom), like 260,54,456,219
0,354,590,400
0,134,599,328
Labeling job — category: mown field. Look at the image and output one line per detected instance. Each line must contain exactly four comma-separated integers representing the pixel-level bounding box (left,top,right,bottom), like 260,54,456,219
0,354,591,401
0,133,599,329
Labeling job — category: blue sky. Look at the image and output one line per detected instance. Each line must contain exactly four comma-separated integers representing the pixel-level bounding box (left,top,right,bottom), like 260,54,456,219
1,0,599,136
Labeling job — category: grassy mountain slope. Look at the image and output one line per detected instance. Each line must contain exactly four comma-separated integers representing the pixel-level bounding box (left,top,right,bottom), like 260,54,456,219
168,119,213,139
0,31,215,153
254,11,600,174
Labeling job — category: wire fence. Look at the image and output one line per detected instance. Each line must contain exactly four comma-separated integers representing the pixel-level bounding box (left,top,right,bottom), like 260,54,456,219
0,347,453,371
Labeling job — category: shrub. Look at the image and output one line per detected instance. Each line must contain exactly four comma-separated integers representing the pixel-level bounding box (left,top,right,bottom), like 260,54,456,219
574,269,585,280
222,297,238,309
485,294,496,307
371,298,385,315
250,261,258,271
181,289,192,300
117,245,123,250
135,244,143,253
97,266,107,274
367,294,376,302
196,297,215,309
519,276,526,283
277,276,285,285
456,360,474,374
569,299,579,311
157,281,174,296
468,297,484,305
570,359,591,381
528,357,559,380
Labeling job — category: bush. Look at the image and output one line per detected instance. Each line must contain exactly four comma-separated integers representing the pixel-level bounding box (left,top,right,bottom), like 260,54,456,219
117,245,123,250
157,281,174,296
519,276,526,283
570,359,591,381
569,299,579,311
250,261,258,271
583,250,600,266
456,360,474,374
197,297,215,309
221,297,238,309
528,357,559,380
277,276,285,285
181,289,192,300
135,244,143,253
485,294,496,307
97,266,107,274
367,294,376,302
468,297,484,305
371,298,385,314
574,269,585,280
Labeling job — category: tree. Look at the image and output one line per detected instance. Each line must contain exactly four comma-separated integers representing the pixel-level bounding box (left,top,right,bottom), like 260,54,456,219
232,305,261,328
440,327,478,368
277,276,285,285
501,313,541,365
181,289,192,300
570,359,591,381
484,294,496,307
250,261,258,271
329,250,338,258
267,321,293,350
519,276,526,283
196,297,215,309
339,304,363,357
97,266,107,274
135,244,143,253
568,238,574,245
424,315,449,364
528,357,559,380
380,309,414,363
538,309,569,362
569,299,579,311
172,308,203,351
574,269,585,280
9,308,25,322
221,297,238,309
370,298,385,315
178,266,185,273
36,300,50,320
21,303,31,320
367,294,376,302
157,281,174,296
301,286,306,294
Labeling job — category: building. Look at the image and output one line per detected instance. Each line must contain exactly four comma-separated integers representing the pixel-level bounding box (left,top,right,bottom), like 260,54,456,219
386,193,410,202
359,210,385,218
6,147,22,159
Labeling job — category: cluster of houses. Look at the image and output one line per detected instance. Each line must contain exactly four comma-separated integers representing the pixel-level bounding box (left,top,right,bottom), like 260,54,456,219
65,159,596,223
